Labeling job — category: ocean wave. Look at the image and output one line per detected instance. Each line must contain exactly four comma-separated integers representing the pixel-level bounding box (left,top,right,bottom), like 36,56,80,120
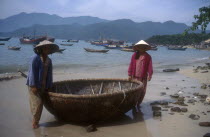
193,56,209,61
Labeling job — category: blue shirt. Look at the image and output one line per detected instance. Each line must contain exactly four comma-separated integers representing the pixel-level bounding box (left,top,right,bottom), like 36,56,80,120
26,54,53,89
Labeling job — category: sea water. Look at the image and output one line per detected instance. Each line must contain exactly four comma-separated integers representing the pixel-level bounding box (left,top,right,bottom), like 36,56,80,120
0,38,210,74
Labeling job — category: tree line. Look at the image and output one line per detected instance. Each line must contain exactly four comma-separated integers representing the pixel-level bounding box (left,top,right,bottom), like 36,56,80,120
146,33,210,45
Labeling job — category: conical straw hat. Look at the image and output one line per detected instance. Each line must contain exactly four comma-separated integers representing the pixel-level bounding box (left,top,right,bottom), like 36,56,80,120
34,40,59,54
134,40,151,51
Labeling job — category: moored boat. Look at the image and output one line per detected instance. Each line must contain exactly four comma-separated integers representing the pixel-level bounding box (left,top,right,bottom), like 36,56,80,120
8,46,21,50
60,43,73,46
168,46,187,51
121,48,134,52
0,37,11,41
56,48,66,53
105,45,121,49
19,36,55,44
43,78,143,122
67,39,79,42
84,48,109,53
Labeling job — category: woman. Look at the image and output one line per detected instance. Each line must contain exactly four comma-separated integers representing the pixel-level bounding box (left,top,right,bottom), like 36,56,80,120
26,40,59,129
128,40,153,107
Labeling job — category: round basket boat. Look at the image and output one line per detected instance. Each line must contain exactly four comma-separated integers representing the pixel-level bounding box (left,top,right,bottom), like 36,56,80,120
43,78,144,122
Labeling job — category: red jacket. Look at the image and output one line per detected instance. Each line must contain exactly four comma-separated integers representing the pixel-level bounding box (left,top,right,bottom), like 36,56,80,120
128,52,153,79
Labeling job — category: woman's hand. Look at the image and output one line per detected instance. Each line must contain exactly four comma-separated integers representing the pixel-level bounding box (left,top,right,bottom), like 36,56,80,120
148,76,152,81
128,76,132,81
31,87,38,94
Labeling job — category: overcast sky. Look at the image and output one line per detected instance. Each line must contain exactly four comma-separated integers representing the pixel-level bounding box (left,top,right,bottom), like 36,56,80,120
0,0,210,25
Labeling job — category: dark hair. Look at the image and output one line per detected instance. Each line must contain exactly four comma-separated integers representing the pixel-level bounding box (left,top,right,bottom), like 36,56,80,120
33,48,43,55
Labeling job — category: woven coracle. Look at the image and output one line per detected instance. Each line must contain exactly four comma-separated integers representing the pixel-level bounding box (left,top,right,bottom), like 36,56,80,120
43,78,144,122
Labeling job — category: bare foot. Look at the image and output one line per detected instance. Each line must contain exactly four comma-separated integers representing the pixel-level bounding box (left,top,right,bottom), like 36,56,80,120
32,123,39,129
32,121,39,129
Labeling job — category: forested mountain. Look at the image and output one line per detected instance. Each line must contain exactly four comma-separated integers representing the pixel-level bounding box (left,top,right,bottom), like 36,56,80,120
0,12,108,32
0,16,192,42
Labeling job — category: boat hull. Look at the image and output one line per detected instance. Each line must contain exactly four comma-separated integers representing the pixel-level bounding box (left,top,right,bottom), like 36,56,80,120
0,37,11,41
43,79,143,122
19,36,55,44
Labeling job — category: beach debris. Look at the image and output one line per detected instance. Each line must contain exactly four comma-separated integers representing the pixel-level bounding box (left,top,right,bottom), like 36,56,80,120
199,94,208,99
203,133,210,137
193,93,208,99
187,99,197,104
193,92,199,96
153,111,162,117
191,86,196,88
160,101,169,106
201,84,207,89
170,93,179,98
201,70,209,73
173,101,188,106
177,97,185,102
202,112,207,115
150,101,170,106
86,124,97,132
165,87,169,90
18,70,27,78
181,108,188,112
200,99,206,103
193,69,198,73
162,105,173,108
150,101,160,106
163,68,179,72
189,114,200,120
178,90,184,94
171,107,181,112
160,92,166,96
151,104,162,117
0,75,18,81
199,122,210,127
205,63,210,66
152,106,161,111
206,97,210,103
162,109,168,111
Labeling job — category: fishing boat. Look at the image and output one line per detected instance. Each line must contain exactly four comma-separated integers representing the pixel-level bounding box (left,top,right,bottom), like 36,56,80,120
67,39,79,43
84,48,109,53
90,41,103,45
151,47,158,51
0,43,5,45
19,36,55,44
168,46,187,51
121,48,134,52
8,46,21,50
56,48,66,53
43,79,143,122
60,43,73,46
105,45,121,49
0,37,11,41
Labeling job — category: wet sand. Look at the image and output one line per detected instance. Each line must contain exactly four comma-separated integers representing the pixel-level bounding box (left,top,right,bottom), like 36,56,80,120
0,64,210,137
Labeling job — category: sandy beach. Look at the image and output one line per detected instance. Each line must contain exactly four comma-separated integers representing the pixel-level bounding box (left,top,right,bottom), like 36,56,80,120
0,61,210,137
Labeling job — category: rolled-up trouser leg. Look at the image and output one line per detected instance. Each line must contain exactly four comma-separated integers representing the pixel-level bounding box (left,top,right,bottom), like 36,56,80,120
28,87,43,123
137,78,148,104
